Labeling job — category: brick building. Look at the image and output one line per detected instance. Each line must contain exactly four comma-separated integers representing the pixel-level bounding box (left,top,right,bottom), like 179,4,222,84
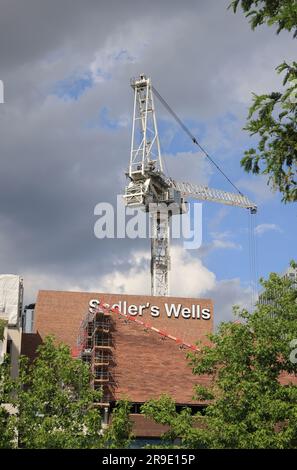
22,290,213,437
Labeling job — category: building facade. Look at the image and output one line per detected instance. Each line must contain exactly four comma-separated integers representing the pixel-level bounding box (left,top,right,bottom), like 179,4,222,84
21,290,214,437
0,275,23,378
258,264,297,305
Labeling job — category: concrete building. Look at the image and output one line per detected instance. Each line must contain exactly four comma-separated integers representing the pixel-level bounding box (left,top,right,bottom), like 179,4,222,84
258,264,297,305
0,275,23,378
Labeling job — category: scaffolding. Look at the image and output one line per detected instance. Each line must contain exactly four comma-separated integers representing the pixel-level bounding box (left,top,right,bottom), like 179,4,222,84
75,304,114,407
73,301,200,408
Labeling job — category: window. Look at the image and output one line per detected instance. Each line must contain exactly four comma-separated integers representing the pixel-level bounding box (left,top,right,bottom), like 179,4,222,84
6,339,12,355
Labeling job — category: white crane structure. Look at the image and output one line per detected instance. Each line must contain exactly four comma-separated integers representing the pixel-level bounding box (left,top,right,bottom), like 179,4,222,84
123,74,257,297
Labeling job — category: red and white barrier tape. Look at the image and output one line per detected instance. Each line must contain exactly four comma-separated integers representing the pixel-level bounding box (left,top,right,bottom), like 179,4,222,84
100,303,199,351
72,302,200,357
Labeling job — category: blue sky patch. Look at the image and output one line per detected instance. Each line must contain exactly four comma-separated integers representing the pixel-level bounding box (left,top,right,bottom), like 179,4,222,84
86,106,125,131
113,49,136,63
52,72,93,101
99,106,122,130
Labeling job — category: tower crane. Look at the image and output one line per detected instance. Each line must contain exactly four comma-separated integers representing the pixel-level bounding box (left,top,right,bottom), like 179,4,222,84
123,74,257,297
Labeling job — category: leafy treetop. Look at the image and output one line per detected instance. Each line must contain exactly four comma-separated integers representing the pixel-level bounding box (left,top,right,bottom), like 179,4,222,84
143,269,297,448
230,0,297,37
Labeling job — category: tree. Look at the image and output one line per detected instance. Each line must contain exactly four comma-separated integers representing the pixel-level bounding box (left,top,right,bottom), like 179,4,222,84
103,399,134,449
241,63,297,203
0,358,16,448
15,336,104,448
0,319,7,341
141,395,204,448
229,1,297,202
0,336,133,449
0,320,15,448
230,1,297,36
142,268,297,448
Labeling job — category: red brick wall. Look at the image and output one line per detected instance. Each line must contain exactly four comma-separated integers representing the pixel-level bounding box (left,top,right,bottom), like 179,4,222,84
33,290,213,404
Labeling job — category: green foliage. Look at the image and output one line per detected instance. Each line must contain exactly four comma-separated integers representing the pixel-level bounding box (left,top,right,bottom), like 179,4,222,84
16,336,103,448
141,395,206,448
0,319,7,340
143,271,297,448
229,1,297,203
0,336,133,448
103,399,134,448
229,1,297,37
241,62,297,202
0,358,16,448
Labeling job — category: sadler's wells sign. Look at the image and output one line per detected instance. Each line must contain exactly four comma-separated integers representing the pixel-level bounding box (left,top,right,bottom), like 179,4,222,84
89,299,211,320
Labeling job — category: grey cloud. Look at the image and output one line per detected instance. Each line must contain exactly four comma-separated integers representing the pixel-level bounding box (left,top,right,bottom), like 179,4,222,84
0,0,294,306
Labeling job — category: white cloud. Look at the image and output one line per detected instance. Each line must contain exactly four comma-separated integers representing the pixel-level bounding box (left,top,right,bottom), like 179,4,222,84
208,207,230,231
209,231,233,240
21,243,253,326
170,247,216,297
97,246,251,324
212,239,242,250
89,26,146,84
22,275,74,305
198,231,242,257
207,278,252,325
98,246,216,298
254,223,282,236
237,175,275,204
163,151,212,185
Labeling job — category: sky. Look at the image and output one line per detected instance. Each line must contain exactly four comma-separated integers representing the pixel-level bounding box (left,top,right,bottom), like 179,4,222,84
0,0,296,324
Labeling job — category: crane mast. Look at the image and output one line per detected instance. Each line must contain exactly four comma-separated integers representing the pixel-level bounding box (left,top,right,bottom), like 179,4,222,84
124,74,257,297
129,74,163,176
125,75,185,296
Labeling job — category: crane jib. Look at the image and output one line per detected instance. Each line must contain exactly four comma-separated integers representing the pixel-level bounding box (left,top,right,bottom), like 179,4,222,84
171,180,257,213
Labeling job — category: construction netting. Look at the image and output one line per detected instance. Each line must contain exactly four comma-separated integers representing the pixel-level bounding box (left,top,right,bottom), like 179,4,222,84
0,274,22,326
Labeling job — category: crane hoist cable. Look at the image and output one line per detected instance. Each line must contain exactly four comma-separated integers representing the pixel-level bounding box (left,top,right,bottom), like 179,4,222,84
248,209,259,306
152,86,245,197
152,84,259,304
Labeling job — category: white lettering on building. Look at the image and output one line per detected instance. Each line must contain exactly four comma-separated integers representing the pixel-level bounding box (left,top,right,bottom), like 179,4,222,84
88,299,211,320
